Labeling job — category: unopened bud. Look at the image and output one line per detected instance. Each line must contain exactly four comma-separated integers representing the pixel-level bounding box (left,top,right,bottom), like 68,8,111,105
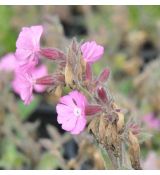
35,75,55,85
97,68,110,83
40,48,66,61
97,86,108,103
129,124,140,135
85,105,102,116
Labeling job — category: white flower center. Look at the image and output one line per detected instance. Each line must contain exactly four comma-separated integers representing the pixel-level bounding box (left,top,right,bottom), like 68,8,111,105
74,107,82,117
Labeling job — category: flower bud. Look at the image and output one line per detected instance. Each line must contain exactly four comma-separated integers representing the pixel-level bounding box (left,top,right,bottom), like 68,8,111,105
85,105,102,116
97,68,110,83
35,75,55,85
129,124,140,135
97,86,108,103
40,48,66,61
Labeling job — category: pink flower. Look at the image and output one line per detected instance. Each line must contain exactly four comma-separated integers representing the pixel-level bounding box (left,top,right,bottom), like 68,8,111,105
56,91,88,135
143,113,160,130
81,41,104,63
142,151,159,170
0,53,17,72
15,25,43,66
12,65,48,105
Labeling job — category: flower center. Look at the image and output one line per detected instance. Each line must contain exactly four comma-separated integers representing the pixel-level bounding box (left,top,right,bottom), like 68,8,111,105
73,107,82,117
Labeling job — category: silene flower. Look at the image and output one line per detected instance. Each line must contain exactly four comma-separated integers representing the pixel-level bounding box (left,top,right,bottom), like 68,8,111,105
142,151,159,170
15,25,43,67
143,113,160,130
81,41,104,63
12,65,48,105
56,91,88,135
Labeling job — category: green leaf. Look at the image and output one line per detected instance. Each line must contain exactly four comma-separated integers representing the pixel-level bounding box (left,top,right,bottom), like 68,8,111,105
0,6,17,54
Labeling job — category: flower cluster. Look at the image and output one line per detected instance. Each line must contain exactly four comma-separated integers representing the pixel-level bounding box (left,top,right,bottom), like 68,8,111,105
0,25,105,134
0,26,48,104
0,26,65,105
1,25,143,169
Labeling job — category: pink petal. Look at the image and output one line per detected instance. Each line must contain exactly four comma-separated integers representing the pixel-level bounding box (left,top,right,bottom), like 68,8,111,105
16,62,36,74
12,76,21,94
56,104,73,116
32,65,48,92
0,53,17,72
15,48,35,65
69,91,88,109
16,26,43,50
32,65,48,79
81,41,104,63
16,27,35,50
142,151,158,170
56,90,88,134
84,42,96,60
91,46,104,62
34,84,46,93
61,114,77,131
20,85,33,105
143,113,160,130
15,25,43,66
12,72,34,105
71,117,86,134
57,113,73,124
60,95,76,108
12,73,29,94
30,25,43,49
